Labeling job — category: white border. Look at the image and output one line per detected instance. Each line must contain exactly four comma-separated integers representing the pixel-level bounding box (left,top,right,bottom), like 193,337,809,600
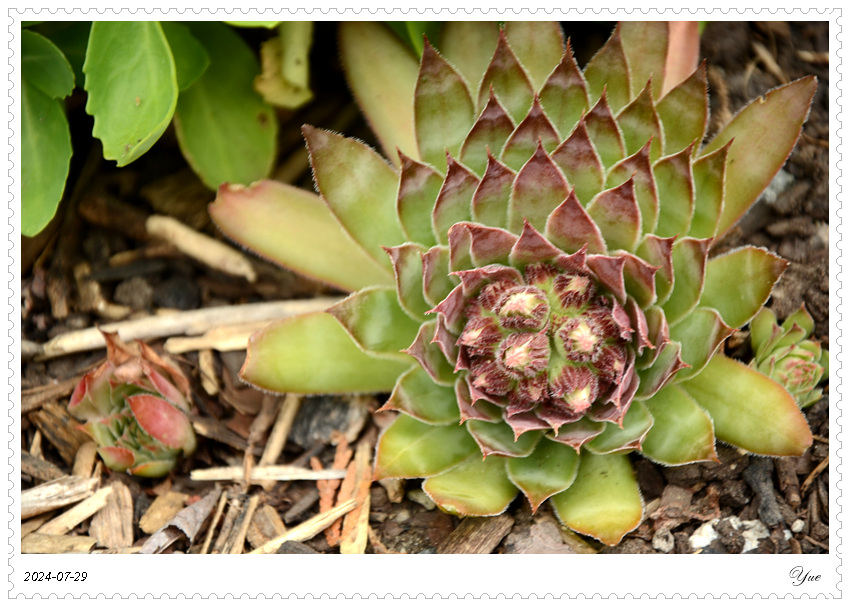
4,4,844,601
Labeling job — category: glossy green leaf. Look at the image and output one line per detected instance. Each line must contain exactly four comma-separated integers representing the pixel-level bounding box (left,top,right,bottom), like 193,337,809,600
340,21,419,164
385,21,443,56
551,451,643,546
381,366,460,425
242,312,410,394
680,354,813,456
36,22,90,86
700,246,788,328
506,437,579,512
669,307,733,381
209,181,391,291
304,126,405,269
586,400,654,455
662,237,711,325
701,77,817,238
160,22,209,91
84,21,178,166
224,21,281,28
423,455,519,516
374,415,477,479
328,287,422,359
441,21,500,95
640,384,718,465
504,21,564,89
415,42,476,171
466,420,541,457
173,22,277,188
22,30,74,98
21,79,72,237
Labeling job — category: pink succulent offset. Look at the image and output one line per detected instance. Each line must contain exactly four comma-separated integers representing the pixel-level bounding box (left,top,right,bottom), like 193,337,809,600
211,22,816,544
68,332,197,477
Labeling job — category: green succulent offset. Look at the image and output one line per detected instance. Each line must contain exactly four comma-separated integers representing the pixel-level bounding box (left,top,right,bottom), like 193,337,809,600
211,21,817,545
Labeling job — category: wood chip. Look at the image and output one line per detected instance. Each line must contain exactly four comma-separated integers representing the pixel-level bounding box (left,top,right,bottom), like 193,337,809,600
191,464,346,483
21,514,52,539
258,393,302,491
247,504,287,549
198,349,220,395
146,214,257,282
34,298,340,360
211,496,241,554
37,485,113,535
21,452,66,482
801,455,829,496
89,481,134,549
29,430,43,459
22,533,97,554
22,374,85,414
191,417,263,456
22,475,99,519
437,514,515,554
72,441,99,478
314,437,352,544
225,494,260,554
27,403,91,466
200,490,229,555
339,439,373,554
249,499,357,555
139,492,189,535
140,487,222,554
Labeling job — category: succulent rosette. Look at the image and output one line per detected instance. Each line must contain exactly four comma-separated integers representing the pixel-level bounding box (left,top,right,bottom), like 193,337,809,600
68,332,197,477
750,304,828,409
211,22,816,544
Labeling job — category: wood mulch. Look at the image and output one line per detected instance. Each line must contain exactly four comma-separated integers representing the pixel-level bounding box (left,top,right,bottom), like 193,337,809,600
19,21,830,555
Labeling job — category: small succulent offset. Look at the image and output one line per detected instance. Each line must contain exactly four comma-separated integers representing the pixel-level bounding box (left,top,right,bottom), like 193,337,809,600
750,305,828,409
68,332,197,477
211,22,817,544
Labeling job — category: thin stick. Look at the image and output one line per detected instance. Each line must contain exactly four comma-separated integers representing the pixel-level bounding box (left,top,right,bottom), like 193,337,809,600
801,455,829,496
37,486,113,536
249,499,356,555
191,465,347,483
228,494,261,554
33,298,340,360
200,490,229,555
258,394,302,491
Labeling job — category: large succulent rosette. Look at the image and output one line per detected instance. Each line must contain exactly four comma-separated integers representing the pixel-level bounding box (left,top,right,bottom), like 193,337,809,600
68,332,197,477
211,22,815,544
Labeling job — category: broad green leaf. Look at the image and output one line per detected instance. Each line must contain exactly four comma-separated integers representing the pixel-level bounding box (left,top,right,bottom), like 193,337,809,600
241,312,410,394
441,21,500,95
506,438,579,512
616,82,663,161
160,22,209,91
328,287,422,359
374,414,477,479
21,79,72,237
663,237,711,325
586,400,654,455
688,141,729,238
382,366,460,425
386,21,443,56
415,42,476,171
22,30,74,98
339,21,419,164
657,63,708,157
641,384,717,465
224,21,282,28
669,307,733,381
680,354,813,456
551,451,643,546
209,181,391,291
700,246,788,328
653,145,695,238
466,420,541,457
38,22,90,92
85,21,177,166
701,77,817,238
423,455,518,516
174,22,278,188
304,127,405,271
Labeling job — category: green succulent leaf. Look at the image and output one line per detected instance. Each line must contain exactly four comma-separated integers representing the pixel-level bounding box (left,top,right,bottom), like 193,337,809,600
508,144,570,234
397,155,443,247
209,181,391,291
382,366,460,425
539,45,590,140
504,21,565,90
22,30,75,99
652,144,695,238
385,21,443,56
662,237,711,325
466,420,542,457
375,414,478,479
688,141,730,238
173,22,277,189
160,22,209,91
21,78,72,237
241,312,410,394
702,76,818,238
656,63,708,157
583,23,631,113
441,21,500,94
84,21,177,166
551,451,643,546
385,243,432,319
620,21,669,101
669,307,734,381
680,354,813,456
328,287,422,359
339,21,419,164
506,437,580,512
586,177,641,252
586,400,654,455
616,82,663,160
304,126,406,269
640,384,718,465
700,246,788,328
477,32,535,123
423,455,519,516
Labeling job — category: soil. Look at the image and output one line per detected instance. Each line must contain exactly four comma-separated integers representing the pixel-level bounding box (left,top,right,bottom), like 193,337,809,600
19,21,830,555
